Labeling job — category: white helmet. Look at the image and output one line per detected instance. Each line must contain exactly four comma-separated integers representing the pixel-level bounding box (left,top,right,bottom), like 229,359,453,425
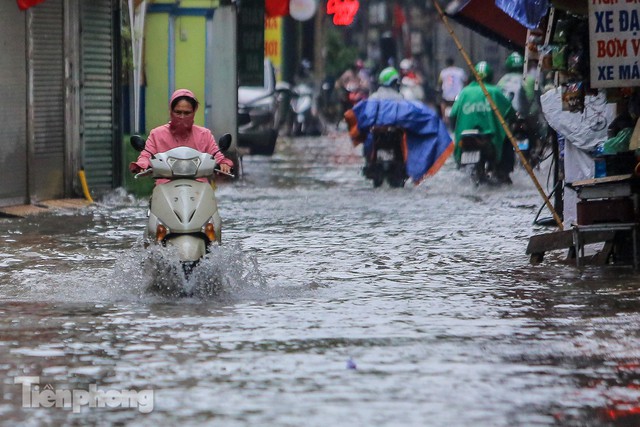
399,58,413,71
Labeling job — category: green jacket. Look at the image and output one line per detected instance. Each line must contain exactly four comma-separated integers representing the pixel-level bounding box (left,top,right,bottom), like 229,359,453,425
450,81,515,163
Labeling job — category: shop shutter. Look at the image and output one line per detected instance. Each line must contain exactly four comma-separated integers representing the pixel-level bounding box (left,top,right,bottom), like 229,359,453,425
31,0,65,200
0,4,27,206
80,0,118,190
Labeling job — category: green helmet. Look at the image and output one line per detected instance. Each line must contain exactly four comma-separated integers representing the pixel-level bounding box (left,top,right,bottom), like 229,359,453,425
505,52,524,72
474,61,493,82
378,67,400,87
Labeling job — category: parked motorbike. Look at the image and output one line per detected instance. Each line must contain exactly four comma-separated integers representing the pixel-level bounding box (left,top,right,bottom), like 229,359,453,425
288,81,322,136
130,134,233,278
511,114,548,168
458,129,499,185
363,126,407,188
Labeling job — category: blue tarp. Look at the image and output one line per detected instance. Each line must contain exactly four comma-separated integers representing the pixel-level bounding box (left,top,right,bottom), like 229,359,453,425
348,99,453,183
495,0,548,29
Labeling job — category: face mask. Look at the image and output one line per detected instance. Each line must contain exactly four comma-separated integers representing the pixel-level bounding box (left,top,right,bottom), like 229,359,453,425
170,113,194,135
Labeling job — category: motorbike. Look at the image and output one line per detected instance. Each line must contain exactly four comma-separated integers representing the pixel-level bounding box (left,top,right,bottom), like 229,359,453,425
288,81,322,136
511,114,548,169
363,125,407,188
130,134,233,278
458,129,499,185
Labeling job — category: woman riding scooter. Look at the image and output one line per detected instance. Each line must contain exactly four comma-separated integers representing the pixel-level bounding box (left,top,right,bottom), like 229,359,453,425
128,89,235,282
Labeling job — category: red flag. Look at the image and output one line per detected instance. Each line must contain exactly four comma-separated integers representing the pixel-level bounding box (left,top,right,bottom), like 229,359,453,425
265,0,289,17
17,0,47,10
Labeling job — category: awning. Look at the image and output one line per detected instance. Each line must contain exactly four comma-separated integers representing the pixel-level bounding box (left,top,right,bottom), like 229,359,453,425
445,0,529,51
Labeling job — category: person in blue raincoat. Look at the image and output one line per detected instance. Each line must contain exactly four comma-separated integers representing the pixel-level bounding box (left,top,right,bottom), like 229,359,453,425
345,70,453,185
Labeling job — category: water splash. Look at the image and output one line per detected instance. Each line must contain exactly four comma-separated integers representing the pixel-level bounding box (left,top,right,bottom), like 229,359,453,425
110,241,270,301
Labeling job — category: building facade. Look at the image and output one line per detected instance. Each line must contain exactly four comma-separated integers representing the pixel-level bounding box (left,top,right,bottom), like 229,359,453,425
0,0,121,207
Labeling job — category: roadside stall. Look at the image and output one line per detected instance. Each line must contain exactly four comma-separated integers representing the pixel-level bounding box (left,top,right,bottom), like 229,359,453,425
523,0,640,268
439,0,640,268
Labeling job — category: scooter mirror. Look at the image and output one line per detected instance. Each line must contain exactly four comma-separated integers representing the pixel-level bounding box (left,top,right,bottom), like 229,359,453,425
130,135,146,152
218,133,232,151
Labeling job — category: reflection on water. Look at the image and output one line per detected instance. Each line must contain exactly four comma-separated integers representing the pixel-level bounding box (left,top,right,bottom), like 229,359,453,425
0,132,640,425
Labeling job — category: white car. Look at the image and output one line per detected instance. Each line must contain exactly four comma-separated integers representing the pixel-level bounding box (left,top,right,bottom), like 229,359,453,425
237,59,281,155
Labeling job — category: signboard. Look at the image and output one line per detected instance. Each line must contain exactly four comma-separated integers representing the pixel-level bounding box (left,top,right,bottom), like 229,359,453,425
327,0,359,26
589,1,640,88
264,17,282,81
238,0,265,87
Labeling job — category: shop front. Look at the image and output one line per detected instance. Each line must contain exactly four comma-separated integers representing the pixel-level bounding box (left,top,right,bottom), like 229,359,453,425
0,0,120,209
522,0,640,268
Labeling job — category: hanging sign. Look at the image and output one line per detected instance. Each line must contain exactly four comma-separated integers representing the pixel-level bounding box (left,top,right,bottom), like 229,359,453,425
238,0,265,87
588,1,640,88
265,17,283,81
289,0,317,21
327,0,359,26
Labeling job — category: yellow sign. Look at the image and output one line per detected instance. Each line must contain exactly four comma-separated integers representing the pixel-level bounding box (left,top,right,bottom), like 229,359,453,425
264,17,282,81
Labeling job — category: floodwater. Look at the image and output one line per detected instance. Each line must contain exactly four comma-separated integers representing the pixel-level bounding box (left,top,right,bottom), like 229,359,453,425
1,132,640,426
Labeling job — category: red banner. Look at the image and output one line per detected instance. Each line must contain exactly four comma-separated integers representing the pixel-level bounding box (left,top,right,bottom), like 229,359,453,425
17,0,47,10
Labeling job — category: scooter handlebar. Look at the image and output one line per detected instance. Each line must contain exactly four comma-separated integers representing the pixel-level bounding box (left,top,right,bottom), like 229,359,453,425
214,167,235,179
134,168,153,179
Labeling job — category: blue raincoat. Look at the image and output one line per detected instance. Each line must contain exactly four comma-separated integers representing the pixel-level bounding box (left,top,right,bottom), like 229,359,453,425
345,99,453,184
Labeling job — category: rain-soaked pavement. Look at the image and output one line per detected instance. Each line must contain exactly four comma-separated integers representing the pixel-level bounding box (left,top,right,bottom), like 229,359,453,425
1,131,640,426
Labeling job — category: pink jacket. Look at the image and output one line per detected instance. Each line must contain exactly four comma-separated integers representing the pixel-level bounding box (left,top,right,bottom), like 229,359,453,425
129,124,233,183
130,123,232,171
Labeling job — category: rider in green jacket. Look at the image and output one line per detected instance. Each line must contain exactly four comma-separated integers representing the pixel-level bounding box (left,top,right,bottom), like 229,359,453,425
450,61,516,181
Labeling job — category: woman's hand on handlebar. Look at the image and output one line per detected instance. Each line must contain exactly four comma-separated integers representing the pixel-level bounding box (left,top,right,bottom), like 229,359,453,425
218,164,232,175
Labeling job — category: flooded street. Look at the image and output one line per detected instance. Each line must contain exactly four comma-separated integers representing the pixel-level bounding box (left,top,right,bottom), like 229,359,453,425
1,132,640,426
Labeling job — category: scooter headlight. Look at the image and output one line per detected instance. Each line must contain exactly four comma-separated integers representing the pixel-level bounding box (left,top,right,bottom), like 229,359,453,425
167,157,201,176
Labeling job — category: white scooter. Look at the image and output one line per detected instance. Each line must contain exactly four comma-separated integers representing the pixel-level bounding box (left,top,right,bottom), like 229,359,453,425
130,134,233,277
